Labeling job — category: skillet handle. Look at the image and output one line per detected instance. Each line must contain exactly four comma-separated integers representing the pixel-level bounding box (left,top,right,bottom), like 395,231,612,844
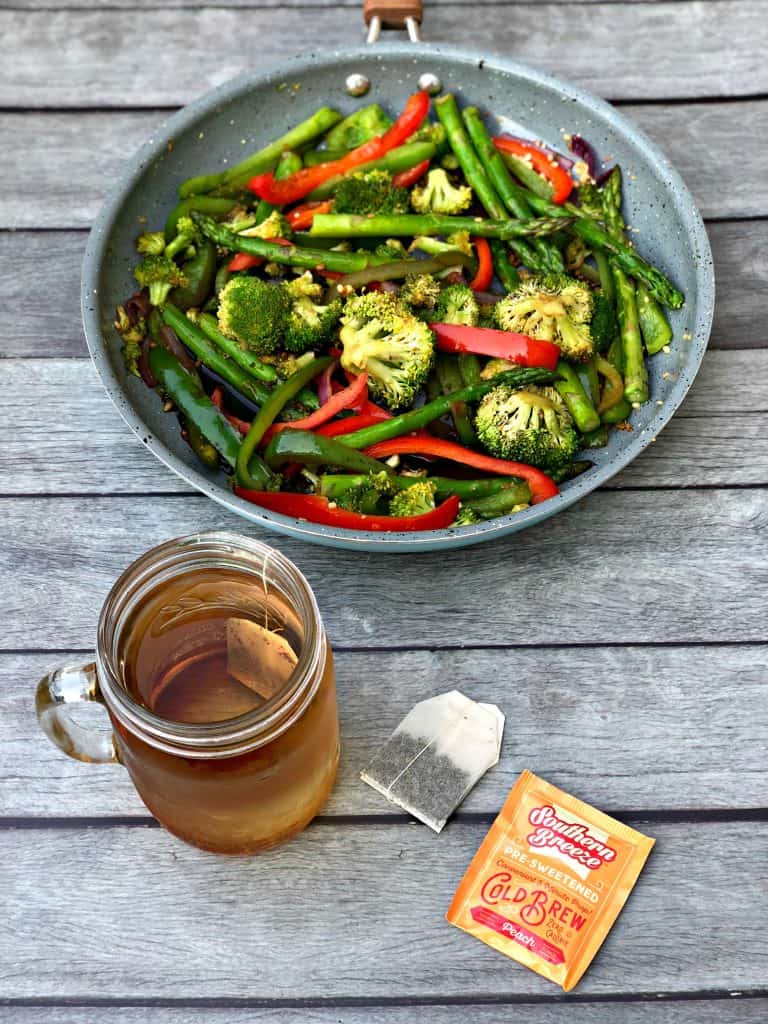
365,0,423,42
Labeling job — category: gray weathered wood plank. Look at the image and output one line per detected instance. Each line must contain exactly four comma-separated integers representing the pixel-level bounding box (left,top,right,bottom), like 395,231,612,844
2,4,764,107
2,101,766,230
6,644,767,818
1,351,765,495
4,820,767,997
2,489,767,651
0,1002,763,1023
2,218,765,358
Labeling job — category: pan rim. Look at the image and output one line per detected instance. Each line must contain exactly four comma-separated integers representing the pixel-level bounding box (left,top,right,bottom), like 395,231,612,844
81,42,714,552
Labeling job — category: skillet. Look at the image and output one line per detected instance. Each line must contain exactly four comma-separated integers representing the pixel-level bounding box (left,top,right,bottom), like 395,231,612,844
81,2,714,552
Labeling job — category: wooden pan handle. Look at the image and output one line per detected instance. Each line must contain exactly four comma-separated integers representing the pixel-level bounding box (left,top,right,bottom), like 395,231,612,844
364,0,423,31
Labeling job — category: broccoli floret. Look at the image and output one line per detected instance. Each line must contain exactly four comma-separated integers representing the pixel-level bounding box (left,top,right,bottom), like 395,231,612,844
374,239,408,261
164,215,202,259
475,384,579,472
409,231,473,263
218,275,291,354
282,272,342,353
590,292,618,354
453,505,481,526
478,303,498,328
333,170,409,217
134,254,188,308
339,292,435,411
334,471,394,514
114,305,146,377
399,273,441,313
238,209,289,240
389,480,437,517
411,121,448,155
435,283,480,326
495,274,595,363
136,231,166,256
261,351,316,379
480,357,516,380
411,168,473,216
325,104,393,150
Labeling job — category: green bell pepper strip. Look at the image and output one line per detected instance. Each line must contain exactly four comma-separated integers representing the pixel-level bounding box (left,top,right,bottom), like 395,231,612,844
162,304,271,405
435,354,476,445
164,196,239,240
319,473,528,502
305,141,438,201
236,357,333,488
550,459,593,484
263,429,391,476
148,347,241,467
303,148,349,167
601,396,633,424
465,485,532,518
458,353,482,387
184,417,220,469
178,107,342,198
195,312,278,383
554,359,601,434
170,240,217,310
339,366,557,450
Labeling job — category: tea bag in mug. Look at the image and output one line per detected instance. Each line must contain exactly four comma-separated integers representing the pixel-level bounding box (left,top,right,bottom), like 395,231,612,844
361,690,504,832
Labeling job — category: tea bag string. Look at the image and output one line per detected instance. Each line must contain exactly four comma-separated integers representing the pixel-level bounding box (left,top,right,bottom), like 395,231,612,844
384,713,468,795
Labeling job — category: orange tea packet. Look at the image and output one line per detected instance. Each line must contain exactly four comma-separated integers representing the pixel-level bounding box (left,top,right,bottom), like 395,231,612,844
446,770,655,991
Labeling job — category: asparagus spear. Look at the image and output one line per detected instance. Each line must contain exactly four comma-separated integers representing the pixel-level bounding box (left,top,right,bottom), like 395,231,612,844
434,93,547,274
309,212,569,241
554,360,601,433
435,354,477,445
194,213,370,273
178,107,342,198
602,168,648,405
462,105,565,273
636,281,673,355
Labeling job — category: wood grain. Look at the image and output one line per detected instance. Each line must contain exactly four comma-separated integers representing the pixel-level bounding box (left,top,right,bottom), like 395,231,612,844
7,643,767,818
2,102,766,230
2,4,765,107
2,489,768,651
0,217,765,359
0,1003,764,1023
4,821,767,998
1,350,766,495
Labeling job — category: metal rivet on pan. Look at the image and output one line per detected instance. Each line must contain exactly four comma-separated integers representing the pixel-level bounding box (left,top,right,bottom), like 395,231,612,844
345,73,370,97
418,72,442,95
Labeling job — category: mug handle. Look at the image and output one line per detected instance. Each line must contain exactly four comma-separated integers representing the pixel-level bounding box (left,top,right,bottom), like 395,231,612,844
36,662,120,764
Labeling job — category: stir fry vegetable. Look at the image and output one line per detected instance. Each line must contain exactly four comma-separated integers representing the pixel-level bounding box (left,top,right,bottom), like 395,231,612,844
115,89,685,532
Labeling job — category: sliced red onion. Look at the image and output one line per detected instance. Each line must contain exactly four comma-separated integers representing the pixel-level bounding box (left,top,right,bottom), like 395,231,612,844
596,167,613,187
474,291,503,306
124,291,152,324
380,280,400,293
569,135,598,180
159,325,196,372
317,359,338,405
138,338,157,387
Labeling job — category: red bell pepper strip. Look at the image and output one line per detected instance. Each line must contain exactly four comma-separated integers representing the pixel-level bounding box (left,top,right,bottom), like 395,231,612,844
286,199,334,231
234,489,460,532
261,373,368,444
429,323,561,371
316,414,386,438
210,387,252,435
469,237,493,292
361,437,558,504
248,92,430,205
392,158,431,188
492,136,573,205
227,252,263,272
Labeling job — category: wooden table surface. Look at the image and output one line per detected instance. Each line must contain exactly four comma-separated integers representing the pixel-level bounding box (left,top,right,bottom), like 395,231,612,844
2,0,767,1020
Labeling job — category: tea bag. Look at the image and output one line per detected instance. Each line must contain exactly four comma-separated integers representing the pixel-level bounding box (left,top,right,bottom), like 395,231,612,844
361,691,504,832
226,618,298,700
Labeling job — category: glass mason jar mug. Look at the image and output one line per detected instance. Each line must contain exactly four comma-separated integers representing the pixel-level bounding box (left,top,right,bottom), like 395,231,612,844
36,533,339,854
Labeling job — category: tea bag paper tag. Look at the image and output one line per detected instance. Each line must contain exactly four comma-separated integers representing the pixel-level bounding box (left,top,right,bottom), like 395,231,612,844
361,690,505,833
226,618,297,700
